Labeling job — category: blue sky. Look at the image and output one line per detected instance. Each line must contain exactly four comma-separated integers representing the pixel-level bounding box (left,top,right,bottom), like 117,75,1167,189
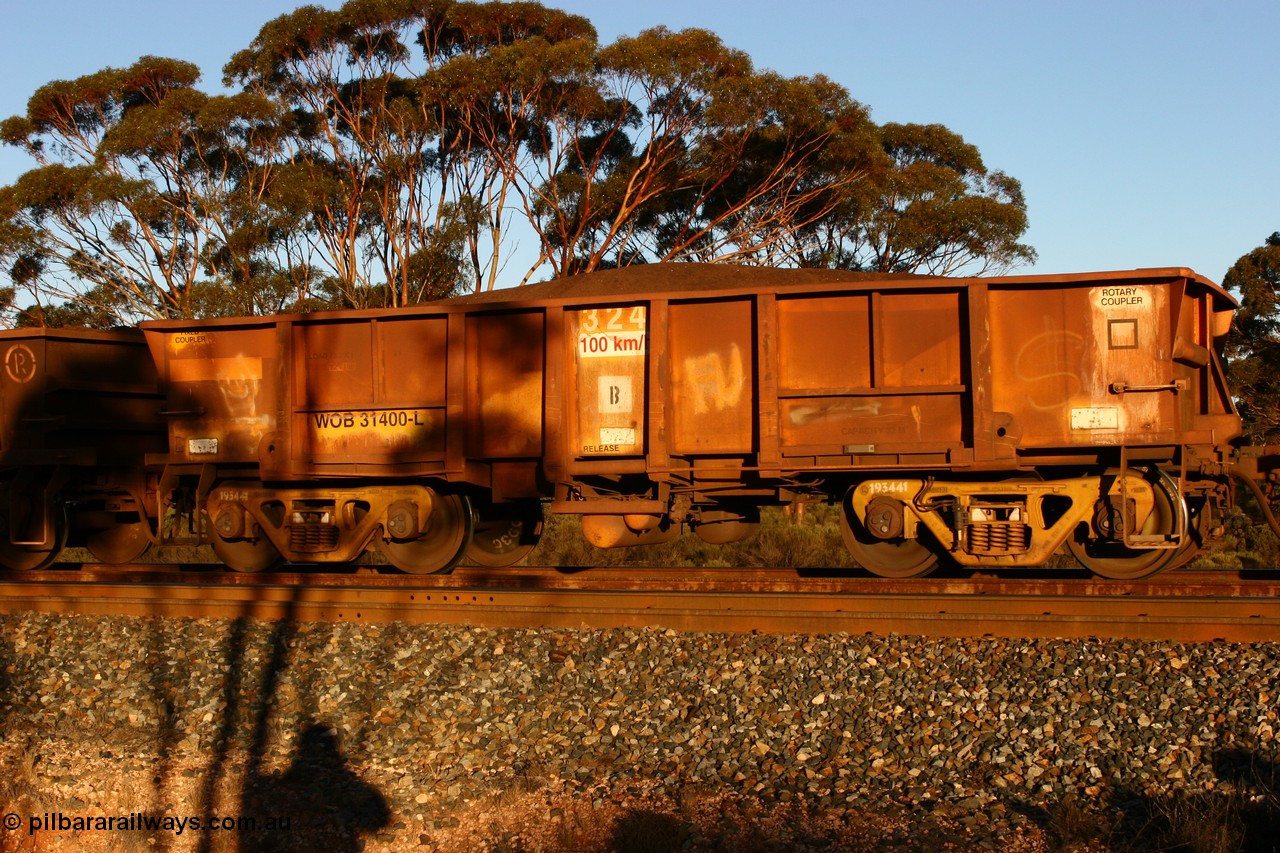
1,0,1274,286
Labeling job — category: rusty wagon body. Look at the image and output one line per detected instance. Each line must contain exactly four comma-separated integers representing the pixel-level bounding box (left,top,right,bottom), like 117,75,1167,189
129,264,1248,578
0,327,165,569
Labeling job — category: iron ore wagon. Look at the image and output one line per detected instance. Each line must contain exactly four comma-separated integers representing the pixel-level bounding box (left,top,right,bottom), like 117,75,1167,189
0,327,165,569
134,264,1253,579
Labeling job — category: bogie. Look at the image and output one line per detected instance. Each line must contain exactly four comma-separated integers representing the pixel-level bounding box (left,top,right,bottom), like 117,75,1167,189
838,469,1191,579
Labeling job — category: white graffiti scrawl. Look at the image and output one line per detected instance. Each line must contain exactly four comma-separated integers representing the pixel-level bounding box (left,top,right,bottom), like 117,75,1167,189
682,344,746,415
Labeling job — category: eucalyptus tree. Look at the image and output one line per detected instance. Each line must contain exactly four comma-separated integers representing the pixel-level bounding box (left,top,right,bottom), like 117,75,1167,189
226,1,439,306
0,57,296,324
499,26,883,279
414,3,600,288
863,122,1034,275
224,0,598,301
643,68,883,268
1,0,1038,322
1224,232,1280,443
783,122,1035,275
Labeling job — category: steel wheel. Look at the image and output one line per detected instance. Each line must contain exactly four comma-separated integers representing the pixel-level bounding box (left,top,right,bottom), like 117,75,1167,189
839,490,938,578
465,500,542,568
212,534,282,573
86,515,152,565
379,493,474,574
1067,469,1184,580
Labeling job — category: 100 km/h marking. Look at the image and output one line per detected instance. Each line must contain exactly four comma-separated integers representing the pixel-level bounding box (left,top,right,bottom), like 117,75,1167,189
579,332,646,356
577,306,647,359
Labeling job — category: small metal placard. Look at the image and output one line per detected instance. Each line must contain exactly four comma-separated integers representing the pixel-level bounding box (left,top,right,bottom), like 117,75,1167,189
1070,407,1119,430
188,438,219,454
599,427,636,445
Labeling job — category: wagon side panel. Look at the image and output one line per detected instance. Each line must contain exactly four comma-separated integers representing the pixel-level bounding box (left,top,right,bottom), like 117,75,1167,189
988,278,1177,451
143,322,282,466
466,310,545,461
0,329,164,466
568,303,649,460
774,288,966,466
667,299,756,455
290,315,450,475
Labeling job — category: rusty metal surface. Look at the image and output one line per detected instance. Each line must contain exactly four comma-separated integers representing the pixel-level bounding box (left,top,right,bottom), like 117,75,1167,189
143,319,279,465
291,316,449,468
989,283,1174,447
0,329,164,567
135,264,1242,485
145,313,462,476
37,564,1279,595
571,305,647,458
444,264,1234,308
125,263,1250,577
448,264,1241,481
668,299,754,454
2,565,1278,643
129,262,1245,474
0,327,164,466
467,311,545,460
776,288,964,454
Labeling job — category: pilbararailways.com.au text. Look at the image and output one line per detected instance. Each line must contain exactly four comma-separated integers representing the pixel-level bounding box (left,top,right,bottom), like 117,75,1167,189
4,811,292,836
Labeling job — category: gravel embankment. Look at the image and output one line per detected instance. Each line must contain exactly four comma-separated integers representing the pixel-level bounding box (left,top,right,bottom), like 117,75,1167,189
0,611,1277,852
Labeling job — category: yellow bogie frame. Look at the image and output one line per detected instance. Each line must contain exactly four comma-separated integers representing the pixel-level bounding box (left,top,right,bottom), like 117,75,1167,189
848,470,1178,570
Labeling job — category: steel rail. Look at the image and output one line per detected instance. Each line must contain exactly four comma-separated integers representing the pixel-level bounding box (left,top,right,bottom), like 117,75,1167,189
1,566,1278,641
14,563,1280,592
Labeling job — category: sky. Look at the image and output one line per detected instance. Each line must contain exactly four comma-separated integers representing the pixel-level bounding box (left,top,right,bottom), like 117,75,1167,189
0,0,1274,287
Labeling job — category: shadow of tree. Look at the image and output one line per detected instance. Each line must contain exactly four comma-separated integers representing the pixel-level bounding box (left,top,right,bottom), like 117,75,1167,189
1007,747,1280,852
142,618,184,853
1213,747,1280,793
0,616,21,853
0,615,12,739
177,594,391,853
194,616,253,853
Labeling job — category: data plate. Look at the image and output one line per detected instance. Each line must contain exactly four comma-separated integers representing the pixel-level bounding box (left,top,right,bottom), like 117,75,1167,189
1070,407,1119,430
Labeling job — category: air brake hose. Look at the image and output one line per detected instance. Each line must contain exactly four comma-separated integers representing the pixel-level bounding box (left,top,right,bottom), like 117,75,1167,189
1228,466,1280,540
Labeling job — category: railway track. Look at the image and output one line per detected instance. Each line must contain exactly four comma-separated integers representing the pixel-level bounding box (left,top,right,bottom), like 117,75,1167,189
1,565,1278,642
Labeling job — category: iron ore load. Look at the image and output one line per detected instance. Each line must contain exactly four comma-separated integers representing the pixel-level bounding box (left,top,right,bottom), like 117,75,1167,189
2,265,1275,579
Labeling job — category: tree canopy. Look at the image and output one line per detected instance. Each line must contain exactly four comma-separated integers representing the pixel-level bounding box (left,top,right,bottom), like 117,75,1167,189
1224,232,1280,444
0,0,1036,326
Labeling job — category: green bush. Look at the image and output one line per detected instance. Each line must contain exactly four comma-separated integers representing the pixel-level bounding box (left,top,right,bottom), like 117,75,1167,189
526,504,856,569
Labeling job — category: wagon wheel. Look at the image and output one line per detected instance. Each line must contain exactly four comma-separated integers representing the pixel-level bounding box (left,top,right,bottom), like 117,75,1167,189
839,490,938,578
379,493,474,575
1067,469,1184,580
465,500,543,568
211,533,282,573
86,513,153,565
0,499,68,571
